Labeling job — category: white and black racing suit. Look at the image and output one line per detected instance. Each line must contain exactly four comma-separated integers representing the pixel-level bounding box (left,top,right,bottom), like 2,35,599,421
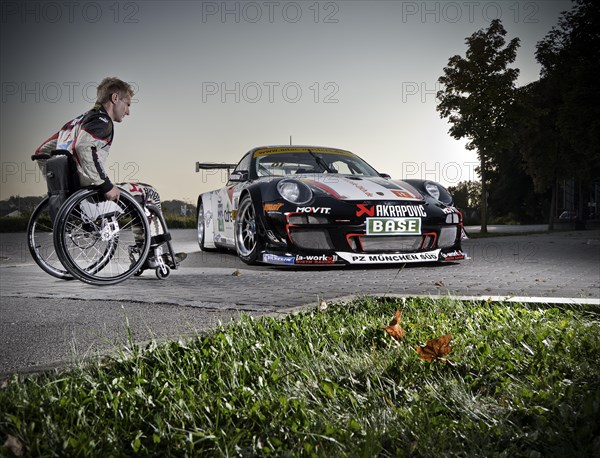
34,104,162,212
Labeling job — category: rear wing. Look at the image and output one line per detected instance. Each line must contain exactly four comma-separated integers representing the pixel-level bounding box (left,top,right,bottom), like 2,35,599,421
195,162,237,173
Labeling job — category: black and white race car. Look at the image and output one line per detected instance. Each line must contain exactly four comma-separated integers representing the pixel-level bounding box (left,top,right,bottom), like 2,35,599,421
196,145,466,266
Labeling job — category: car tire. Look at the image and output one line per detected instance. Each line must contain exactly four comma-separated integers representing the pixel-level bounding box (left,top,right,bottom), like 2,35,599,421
197,200,219,252
235,194,263,264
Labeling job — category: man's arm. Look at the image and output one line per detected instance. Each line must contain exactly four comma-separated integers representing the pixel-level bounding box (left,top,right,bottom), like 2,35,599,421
74,114,118,199
34,133,59,156
33,133,59,176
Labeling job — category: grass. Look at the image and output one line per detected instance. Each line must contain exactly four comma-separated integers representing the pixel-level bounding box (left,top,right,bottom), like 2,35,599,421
1,296,599,457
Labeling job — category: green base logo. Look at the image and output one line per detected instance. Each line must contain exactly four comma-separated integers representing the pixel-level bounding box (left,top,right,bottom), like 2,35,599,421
366,217,421,235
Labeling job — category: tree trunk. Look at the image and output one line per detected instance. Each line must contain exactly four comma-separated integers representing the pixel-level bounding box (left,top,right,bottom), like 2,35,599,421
576,179,586,230
480,156,488,233
548,179,556,231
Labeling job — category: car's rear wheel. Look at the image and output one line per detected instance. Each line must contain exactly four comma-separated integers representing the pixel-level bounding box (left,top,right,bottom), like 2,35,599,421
197,201,218,252
235,195,262,264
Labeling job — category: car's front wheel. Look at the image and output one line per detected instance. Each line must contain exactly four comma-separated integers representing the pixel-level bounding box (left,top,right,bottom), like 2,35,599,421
197,201,218,252
235,195,262,264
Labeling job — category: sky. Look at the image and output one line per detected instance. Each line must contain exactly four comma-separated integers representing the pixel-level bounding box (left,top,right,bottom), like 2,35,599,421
0,0,573,204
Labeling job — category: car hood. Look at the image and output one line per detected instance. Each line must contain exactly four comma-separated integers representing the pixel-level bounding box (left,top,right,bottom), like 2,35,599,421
293,174,424,201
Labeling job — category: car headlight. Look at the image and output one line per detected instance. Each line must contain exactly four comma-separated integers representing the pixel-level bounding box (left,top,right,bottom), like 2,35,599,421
424,181,453,205
277,179,312,205
424,181,440,200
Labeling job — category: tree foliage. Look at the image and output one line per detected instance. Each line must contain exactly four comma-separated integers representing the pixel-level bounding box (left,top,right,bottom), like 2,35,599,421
437,19,520,231
448,181,481,210
514,0,600,225
533,0,600,183
437,20,520,154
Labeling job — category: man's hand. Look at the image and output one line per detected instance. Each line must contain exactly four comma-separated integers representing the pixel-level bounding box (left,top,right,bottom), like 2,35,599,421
105,185,121,201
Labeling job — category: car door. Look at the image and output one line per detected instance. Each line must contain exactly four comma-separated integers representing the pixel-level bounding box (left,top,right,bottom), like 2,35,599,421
217,153,251,247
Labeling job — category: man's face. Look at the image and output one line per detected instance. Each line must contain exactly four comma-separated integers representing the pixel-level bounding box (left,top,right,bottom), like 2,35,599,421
112,94,131,123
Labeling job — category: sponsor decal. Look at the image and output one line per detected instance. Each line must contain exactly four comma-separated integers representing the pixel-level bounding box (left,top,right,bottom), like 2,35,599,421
295,254,338,265
440,250,466,261
356,204,375,217
226,185,236,203
264,203,284,212
356,204,427,218
346,180,373,197
337,250,441,264
224,203,234,223
262,253,295,265
295,207,331,214
217,202,224,231
391,189,416,199
254,148,353,157
441,206,459,214
366,217,421,235
306,180,345,199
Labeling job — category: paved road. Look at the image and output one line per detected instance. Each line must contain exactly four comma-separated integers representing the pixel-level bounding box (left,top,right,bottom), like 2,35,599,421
1,228,599,376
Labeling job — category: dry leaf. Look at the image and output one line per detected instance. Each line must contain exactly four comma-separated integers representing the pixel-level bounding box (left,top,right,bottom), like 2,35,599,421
319,300,328,311
434,280,445,287
3,435,24,456
231,270,241,276
384,309,406,341
415,333,452,362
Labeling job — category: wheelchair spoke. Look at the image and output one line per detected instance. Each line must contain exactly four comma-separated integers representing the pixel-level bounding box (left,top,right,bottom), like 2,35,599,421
53,188,151,285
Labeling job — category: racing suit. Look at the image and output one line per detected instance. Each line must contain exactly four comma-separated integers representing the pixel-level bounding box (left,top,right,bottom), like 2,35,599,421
34,104,162,212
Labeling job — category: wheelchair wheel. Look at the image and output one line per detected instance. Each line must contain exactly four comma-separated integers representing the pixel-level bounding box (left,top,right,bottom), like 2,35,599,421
27,197,73,280
53,188,151,285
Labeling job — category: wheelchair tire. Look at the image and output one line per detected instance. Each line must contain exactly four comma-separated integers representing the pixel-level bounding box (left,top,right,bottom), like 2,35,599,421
155,265,170,280
53,188,151,286
27,196,73,280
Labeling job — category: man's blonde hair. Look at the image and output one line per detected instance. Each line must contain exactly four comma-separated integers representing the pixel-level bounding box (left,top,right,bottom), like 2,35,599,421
96,77,134,104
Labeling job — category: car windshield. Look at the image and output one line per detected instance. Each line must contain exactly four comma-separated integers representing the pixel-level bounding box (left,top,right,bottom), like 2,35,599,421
254,150,380,177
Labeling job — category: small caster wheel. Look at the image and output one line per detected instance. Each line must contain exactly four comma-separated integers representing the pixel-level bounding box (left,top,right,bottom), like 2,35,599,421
134,268,144,277
156,265,170,279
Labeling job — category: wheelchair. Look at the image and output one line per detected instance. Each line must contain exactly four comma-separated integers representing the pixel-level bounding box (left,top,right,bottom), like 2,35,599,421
28,151,180,286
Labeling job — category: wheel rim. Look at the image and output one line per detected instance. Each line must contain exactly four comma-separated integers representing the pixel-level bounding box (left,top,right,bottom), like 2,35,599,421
197,203,205,244
54,189,150,285
28,197,72,279
235,198,256,257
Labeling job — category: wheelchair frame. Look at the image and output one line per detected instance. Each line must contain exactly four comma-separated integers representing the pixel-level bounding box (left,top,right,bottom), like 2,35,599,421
28,151,179,286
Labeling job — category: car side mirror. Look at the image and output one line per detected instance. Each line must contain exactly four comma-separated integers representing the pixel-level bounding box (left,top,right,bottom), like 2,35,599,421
379,173,391,179
229,171,249,182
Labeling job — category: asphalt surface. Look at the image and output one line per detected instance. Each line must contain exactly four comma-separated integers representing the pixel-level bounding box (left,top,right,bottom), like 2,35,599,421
1,227,599,376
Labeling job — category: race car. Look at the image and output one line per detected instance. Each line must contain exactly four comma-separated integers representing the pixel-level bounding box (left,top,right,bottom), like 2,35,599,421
196,145,466,266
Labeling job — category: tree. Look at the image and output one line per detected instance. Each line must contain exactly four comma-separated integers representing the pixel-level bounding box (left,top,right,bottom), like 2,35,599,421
514,80,570,229
447,181,481,224
437,19,520,232
532,0,600,224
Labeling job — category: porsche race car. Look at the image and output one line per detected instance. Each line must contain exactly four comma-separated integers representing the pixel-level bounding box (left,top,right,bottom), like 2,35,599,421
196,146,466,266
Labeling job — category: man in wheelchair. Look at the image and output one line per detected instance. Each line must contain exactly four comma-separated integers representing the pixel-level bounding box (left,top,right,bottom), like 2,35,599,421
33,77,186,274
